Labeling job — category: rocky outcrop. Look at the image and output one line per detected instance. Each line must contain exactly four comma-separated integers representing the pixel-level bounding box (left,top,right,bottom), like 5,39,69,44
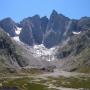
19,10,70,48
55,29,90,73
0,18,17,37
43,10,70,48
41,16,49,34
19,15,43,45
77,17,90,31
19,21,34,46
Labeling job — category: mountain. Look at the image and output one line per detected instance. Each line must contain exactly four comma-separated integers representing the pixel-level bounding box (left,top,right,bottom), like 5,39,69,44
0,10,90,48
0,27,52,73
19,15,44,45
0,10,90,73
0,27,20,72
0,18,17,37
43,10,69,48
55,29,90,73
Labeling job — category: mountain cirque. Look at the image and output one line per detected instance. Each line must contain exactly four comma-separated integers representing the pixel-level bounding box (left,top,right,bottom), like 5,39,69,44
0,10,90,73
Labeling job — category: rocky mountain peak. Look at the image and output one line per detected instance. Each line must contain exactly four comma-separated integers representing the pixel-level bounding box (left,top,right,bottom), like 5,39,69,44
0,10,90,48
32,15,40,19
0,17,17,37
51,10,58,16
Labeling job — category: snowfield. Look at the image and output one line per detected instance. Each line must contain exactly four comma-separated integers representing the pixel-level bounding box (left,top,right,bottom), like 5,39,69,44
72,31,81,35
15,27,22,35
11,26,57,62
32,44,56,61
13,26,22,42
12,36,57,61
13,36,20,42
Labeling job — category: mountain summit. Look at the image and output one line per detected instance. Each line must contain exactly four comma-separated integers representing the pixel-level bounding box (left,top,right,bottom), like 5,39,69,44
0,10,90,48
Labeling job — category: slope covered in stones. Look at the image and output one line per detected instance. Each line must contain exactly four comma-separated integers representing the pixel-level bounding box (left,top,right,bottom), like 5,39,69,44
56,29,90,73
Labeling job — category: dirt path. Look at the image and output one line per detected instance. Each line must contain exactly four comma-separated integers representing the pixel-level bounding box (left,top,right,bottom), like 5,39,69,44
0,69,89,79
36,69,90,78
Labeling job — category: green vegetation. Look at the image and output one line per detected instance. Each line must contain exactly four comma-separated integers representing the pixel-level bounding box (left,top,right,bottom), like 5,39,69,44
0,78,57,90
0,76,90,90
54,77,90,88
47,76,90,89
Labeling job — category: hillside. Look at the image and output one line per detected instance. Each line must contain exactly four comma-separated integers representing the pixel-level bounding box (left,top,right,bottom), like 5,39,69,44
0,27,20,73
0,27,53,74
56,29,90,73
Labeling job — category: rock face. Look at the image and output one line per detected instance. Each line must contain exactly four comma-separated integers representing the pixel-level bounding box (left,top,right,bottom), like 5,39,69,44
77,17,90,31
19,10,70,48
19,21,34,46
0,10,90,48
0,18,17,37
55,29,90,72
0,28,20,72
19,15,44,46
41,16,49,34
43,10,69,48
0,28,52,72
56,30,90,58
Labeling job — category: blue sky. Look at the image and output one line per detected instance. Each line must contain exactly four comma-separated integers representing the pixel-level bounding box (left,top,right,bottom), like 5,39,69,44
0,0,90,22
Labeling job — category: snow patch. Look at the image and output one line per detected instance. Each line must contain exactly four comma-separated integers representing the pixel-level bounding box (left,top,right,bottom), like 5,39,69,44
13,36,20,42
33,44,55,56
15,27,22,35
72,31,81,35
32,44,56,61
12,26,22,42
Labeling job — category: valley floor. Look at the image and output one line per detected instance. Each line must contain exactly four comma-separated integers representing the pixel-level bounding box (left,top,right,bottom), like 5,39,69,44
0,69,90,90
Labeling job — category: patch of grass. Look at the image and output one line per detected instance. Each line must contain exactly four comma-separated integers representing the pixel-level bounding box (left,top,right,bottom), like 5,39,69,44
48,76,90,89
77,66,90,73
0,78,57,90
21,68,44,75
0,74,90,90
